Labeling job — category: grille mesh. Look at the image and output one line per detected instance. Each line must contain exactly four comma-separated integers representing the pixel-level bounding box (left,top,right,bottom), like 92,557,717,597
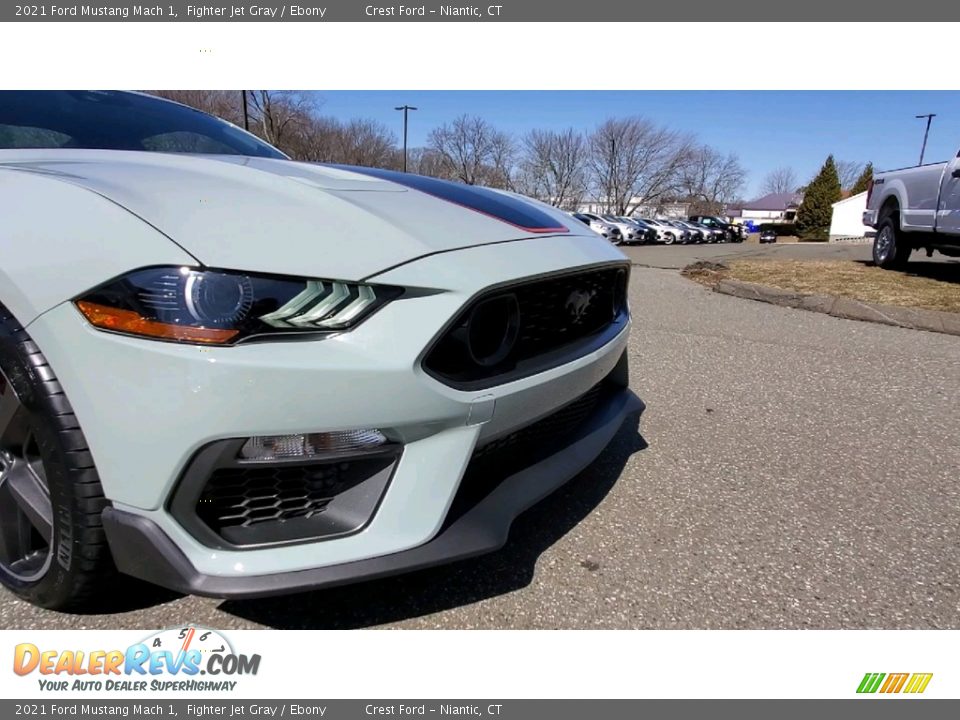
425,266,627,387
471,382,604,471
197,460,381,531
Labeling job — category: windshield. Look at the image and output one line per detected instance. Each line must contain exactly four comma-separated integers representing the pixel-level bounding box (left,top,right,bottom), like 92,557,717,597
0,91,286,159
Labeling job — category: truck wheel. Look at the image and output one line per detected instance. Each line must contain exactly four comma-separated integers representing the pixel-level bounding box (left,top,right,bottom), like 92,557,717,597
873,216,911,269
0,303,115,609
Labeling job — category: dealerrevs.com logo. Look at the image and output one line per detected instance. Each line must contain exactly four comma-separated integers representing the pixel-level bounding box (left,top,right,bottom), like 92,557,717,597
13,626,261,692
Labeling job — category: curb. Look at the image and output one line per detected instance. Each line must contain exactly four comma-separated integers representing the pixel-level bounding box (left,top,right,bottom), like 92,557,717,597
714,279,960,337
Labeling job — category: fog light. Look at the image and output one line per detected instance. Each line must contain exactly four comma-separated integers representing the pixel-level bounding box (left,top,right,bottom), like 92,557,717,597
239,429,388,460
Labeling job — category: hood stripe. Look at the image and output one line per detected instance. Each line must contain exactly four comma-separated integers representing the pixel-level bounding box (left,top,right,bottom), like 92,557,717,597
329,165,569,234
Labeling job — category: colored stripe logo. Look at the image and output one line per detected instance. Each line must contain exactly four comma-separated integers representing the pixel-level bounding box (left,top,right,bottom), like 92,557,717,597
857,672,933,694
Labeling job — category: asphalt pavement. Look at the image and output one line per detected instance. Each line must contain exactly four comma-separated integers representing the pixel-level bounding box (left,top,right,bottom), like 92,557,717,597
2,243,959,629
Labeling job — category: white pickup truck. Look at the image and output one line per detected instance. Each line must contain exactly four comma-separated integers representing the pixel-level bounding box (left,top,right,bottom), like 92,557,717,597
863,152,960,268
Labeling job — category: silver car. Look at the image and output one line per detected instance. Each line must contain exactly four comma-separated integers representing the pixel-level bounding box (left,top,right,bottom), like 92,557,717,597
672,220,712,244
641,218,680,245
599,214,646,244
576,213,625,244
617,217,658,245
688,221,724,243
659,219,696,244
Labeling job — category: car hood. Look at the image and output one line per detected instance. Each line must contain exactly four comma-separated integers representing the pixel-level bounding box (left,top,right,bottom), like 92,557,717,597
0,150,579,280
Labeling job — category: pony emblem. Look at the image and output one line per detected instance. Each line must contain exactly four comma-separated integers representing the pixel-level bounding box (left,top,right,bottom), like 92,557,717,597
565,289,596,324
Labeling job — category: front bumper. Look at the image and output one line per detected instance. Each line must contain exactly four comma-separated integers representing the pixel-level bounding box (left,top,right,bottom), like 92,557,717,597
27,234,635,584
102,378,641,598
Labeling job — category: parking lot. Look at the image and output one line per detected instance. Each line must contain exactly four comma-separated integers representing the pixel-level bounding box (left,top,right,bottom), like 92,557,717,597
2,241,958,630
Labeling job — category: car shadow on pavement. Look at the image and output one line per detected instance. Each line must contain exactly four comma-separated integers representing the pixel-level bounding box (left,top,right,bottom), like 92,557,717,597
217,410,648,629
858,259,960,282
73,579,185,615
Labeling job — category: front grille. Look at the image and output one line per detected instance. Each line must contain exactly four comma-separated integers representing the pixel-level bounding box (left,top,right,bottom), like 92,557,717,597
424,266,628,389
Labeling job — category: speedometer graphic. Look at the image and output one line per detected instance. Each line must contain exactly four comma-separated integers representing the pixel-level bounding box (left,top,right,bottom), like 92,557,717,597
139,626,234,658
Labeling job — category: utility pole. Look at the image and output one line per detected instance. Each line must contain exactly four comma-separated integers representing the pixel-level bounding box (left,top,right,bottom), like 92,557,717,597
608,137,616,214
916,113,936,166
395,105,418,172
241,91,250,131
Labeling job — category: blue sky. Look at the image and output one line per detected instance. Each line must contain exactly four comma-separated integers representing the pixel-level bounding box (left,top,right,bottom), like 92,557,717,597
311,91,960,199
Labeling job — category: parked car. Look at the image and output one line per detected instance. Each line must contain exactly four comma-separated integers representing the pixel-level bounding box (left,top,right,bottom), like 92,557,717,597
671,220,709,244
572,212,624,244
658,220,695,244
863,154,960,268
687,221,724,243
0,91,639,609
599,214,646,245
688,215,744,243
640,218,680,245
759,229,777,244
617,217,659,245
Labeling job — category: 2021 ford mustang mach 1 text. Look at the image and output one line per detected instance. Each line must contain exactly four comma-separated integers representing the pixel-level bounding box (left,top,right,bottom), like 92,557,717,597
0,91,638,609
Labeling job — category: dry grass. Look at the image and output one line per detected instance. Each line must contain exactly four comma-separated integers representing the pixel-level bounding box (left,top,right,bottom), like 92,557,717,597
683,259,960,314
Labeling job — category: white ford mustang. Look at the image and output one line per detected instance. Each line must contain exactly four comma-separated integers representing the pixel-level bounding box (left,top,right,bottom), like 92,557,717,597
0,91,639,609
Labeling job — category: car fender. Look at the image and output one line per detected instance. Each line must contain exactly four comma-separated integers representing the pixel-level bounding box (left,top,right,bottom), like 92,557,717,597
875,167,943,233
0,167,197,327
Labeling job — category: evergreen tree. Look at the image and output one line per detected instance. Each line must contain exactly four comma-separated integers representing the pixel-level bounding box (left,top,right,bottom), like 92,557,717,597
795,155,842,240
849,162,873,196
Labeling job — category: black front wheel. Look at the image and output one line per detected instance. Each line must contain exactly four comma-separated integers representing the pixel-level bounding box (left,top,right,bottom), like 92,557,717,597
0,304,115,609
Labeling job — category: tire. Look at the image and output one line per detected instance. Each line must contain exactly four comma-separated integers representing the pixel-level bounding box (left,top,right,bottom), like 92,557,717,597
663,234,675,246
0,304,115,609
873,214,911,269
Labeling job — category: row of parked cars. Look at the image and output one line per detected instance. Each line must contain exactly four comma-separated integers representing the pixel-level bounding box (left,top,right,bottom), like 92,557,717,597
570,212,745,245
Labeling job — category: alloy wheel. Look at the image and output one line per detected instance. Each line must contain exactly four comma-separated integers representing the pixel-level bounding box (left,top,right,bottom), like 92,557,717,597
875,226,894,264
0,369,53,582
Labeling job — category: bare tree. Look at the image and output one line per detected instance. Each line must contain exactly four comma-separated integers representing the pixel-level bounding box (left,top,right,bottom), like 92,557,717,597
761,166,798,195
285,114,342,162
148,90,401,168
588,117,696,215
485,131,517,190
246,91,319,154
836,159,865,191
407,147,448,178
427,115,515,187
330,119,398,167
516,128,589,209
678,145,746,214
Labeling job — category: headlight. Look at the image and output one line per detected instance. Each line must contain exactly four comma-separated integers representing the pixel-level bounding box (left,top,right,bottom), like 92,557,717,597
74,266,401,346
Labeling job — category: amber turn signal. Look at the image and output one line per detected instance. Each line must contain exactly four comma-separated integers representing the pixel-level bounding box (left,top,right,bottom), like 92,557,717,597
75,301,240,345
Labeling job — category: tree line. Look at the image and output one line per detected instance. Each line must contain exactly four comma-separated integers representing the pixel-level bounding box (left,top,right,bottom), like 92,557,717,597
759,160,872,197
794,156,873,240
151,90,747,215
